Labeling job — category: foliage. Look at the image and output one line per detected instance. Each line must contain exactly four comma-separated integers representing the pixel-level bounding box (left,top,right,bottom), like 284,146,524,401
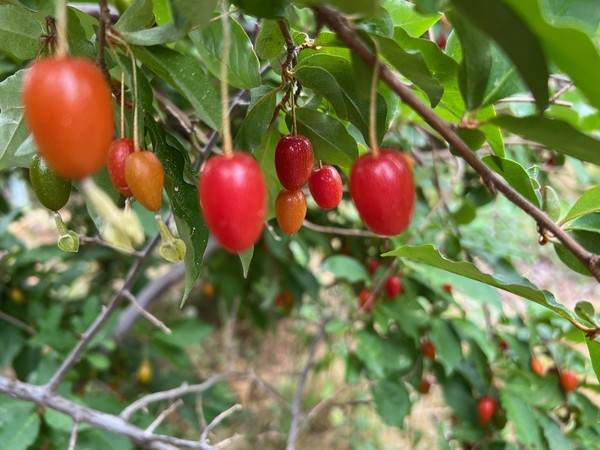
0,0,599,448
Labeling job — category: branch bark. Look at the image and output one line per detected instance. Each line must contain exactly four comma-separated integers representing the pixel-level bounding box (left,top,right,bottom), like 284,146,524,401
313,5,600,283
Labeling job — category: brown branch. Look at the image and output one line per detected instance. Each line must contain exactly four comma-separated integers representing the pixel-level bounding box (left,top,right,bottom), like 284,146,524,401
0,311,35,335
302,220,380,238
313,5,600,283
95,0,112,86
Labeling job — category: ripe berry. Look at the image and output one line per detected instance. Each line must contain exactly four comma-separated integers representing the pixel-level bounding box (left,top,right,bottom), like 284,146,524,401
530,357,544,376
358,288,375,313
421,339,436,360
499,339,508,352
442,283,453,294
199,153,267,252
366,259,380,275
202,282,215,298
349,149,415,236
275,189,307,235
308,165,342,209
560,371,578,392
23,57,114,179
419,376,432,394
125,151,164,212
107,138,135,197
275,291,294,308
384,275,403,298
29,154,71,211
275,135,314,190
478,396,497,426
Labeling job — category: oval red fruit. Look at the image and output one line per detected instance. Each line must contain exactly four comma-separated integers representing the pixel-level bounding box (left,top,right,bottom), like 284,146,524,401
23,57,114,179
107,138,135,197
349,148,415,236
275,189,307,235
419,376,432,394
421,339,436,360
366,259,380,275
478,396,497,426
560,371,578,392
275,135,314,190
384,275,402,298
199,152,267,252
358,288,375,313
124,151,164,212
530,357,544,376
308,165,342,210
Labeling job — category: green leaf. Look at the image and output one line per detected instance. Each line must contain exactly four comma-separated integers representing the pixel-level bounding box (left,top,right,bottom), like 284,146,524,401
385,245,581,324
565,213,600,234
169,0,218,30
0,4,44,60
294,53,387,142
447,11,491,112
291,108,358,170
235,87,278,152
321,255,369,283
504,0,600,112
153,318,213,347
114,0,154,32
120,22,185,45
429,319,462,374
541,186,561,222
256,20,285,60
0,70,36,170
585,335,600,385
233,0,290,19
372,33,443,107
449,0,549,111
0,397,41,450
300,0,378,16
355,330,414,378
76,428,133,450
574,301,596,327
372,380,410,427
145,118,208,304
239,246,254,278
538,414,573,450
254,126,281,220
492,115,600,166
543,0,600,35
482,155,540,207
190,17,260,90
499,389,544,449
553,230,600,277
562,185,600,224
134,46,220,130
384,0,442,37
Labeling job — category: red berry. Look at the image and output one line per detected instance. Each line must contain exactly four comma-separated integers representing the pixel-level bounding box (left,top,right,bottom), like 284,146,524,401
349,149,415,236
199,153,267,252
275,291,294,308
308,165,342,210
275,189,307,235
499,339,508,351
275,135,314,190
366,259,380,275
23,57,114,179
384,275,402,298
442,283,453,294
358,288,375,313
107,138,135,197
124,151,164,212
421,339,436,360
478,396,497,426
530,357,544,376
560,371,578,392
419,376,432,394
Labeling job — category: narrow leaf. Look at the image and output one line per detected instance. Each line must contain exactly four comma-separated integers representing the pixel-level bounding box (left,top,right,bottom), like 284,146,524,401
500,389,544,449
372,380,410,427
482,155,540,207
562,185,600,224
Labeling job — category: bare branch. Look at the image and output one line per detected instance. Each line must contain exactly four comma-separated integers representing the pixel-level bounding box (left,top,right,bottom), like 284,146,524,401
313,5,600,283
303,220,380,238
0,310,35,335
200,403,242,444
68,421,79,450
122,290,172,335
286,317,331,450
146,400,184,434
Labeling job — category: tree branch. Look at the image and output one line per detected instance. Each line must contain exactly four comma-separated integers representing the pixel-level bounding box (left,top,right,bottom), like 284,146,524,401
313,5,600,283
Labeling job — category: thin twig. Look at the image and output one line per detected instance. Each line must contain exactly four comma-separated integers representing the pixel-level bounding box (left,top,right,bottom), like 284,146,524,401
122,290,172,335
146,400,184,434
96,0,112,84
79,235,142,257
496,96,571,107
303,220,380,238
549,81,574,103
200,404,242,444
0,311,35,335
286,317,331,450
68,421,79,450
313,5,600,285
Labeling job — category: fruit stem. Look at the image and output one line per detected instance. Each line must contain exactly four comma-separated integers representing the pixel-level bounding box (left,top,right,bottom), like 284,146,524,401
291,79,298,135
120,71,125,139
369,40,381,158
55,0,69,58
220,0,233,157
54,211,68,235
318,159,323,169
128,49,140,152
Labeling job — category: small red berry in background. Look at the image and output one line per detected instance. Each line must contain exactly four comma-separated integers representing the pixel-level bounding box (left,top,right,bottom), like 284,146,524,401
442,283,453,294
275,291,294,308
530,357,544,376
366,259,380,275
308,165,343,210
421,339,436,360
478,396,497,426
275,135,314,190
418,376,432,394
499,339,508,352
560,371,578,392
384,275,403,298
358,289,375,313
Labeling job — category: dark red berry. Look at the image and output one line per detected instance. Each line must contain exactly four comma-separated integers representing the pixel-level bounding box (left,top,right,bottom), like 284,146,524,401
275,135,314,190
358,288,375,313
421,339,436,360
107,138,134,197
384,275,402,298
308,165,342,210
